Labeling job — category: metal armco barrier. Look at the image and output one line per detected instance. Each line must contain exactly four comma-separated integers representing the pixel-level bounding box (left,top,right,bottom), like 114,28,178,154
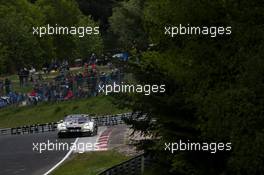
0,112,135,136
0,123,57,135
94,113,133,126
98,153,153,175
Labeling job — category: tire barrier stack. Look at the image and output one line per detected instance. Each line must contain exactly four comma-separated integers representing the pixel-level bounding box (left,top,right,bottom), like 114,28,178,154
98,153,154,175
0,112,134,136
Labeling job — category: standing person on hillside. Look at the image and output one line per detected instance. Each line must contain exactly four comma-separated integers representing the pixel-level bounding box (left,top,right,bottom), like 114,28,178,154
24,68,29,86
83,63,89,77
4,78,11,95
91,62,96,70
90,68,97,96
90,53,96,64
29,66,36,82
76,72,83,88
22,68,27,87
0,79,4,96
68,75,74,91
50,81,56,101
18,69,24,87
100,72,106,86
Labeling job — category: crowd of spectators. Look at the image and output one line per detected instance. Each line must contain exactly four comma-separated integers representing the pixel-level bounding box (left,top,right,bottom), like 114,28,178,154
0,55,123,109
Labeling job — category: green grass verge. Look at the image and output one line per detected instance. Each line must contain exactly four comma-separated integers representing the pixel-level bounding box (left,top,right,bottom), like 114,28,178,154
51,151,129,175
0,96,128,128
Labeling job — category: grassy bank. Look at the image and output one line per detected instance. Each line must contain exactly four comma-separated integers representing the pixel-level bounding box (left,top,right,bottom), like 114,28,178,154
51,151,129,175
0,96,128,128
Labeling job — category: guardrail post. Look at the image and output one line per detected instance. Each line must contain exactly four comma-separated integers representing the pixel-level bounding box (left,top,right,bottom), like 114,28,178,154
52,122,57,131
35,124,39,133
17,127,21,135
48,123,52,131
40,124,45,132
11,128,16,135
141,155,145,174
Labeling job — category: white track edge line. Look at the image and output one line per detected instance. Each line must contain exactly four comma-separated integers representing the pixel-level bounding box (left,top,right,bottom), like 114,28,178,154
43,138,79,175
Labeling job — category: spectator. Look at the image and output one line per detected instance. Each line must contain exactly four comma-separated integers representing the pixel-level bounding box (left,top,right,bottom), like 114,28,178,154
38,72,43,81
100,72,106,85
24,68,29,86
68,76,74,90
0,79,4,96
76,72,83,88
90,69,97,96
18,69,24,87
91,63,96,70
43,62,49,74
29,66,36,82
77,86,85,98
29,89,37,97
90,53,96,64
64,89,73,100
4,78,11,95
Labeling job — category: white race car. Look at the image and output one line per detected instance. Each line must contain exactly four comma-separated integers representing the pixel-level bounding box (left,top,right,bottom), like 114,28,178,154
57,114,98,138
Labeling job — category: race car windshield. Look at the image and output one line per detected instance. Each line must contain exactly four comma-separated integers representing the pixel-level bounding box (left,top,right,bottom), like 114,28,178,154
64,116,89,123
78,117,88,123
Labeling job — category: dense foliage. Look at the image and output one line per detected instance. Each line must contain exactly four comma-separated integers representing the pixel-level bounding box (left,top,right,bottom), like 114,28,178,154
109,0,147,50
0,0,102,74
0,0,263,174
110,0,264,175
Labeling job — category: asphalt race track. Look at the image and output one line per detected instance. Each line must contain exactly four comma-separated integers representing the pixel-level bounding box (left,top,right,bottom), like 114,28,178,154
0,132,76,175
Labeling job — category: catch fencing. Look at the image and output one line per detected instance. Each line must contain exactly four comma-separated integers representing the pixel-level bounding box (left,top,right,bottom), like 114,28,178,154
98,153,153,175
0,112,134,136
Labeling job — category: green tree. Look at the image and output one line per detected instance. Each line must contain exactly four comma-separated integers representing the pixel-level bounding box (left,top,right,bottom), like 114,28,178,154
76,0,121,30
36,0,81,60
0,43,8,74
73,16,103,59
109,0,147,50
36,0,103,62
0,0,45,73
114,0,264,174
